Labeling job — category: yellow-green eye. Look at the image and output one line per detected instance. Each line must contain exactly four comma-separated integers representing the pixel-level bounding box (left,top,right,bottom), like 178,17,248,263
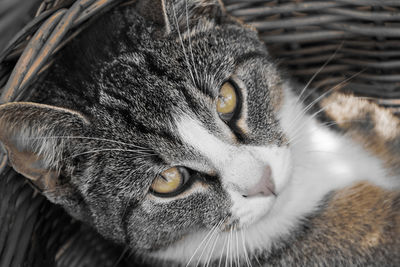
150,167,189,195
217,81,237,121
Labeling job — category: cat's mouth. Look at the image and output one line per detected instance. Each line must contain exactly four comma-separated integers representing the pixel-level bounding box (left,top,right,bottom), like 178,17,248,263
228,189,278,229
225,146,293,229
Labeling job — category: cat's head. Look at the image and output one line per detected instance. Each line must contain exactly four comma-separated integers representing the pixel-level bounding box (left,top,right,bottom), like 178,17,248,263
0,0,297,264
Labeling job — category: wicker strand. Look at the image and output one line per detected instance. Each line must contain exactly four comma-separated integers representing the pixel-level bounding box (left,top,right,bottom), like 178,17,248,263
0,0,123,104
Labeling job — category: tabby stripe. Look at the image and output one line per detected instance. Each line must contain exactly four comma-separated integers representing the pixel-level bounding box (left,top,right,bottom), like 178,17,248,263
102,89,132,107
143,51,170,78
234,51,266,67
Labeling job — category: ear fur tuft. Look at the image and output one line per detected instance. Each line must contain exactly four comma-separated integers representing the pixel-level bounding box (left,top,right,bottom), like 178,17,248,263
0,102,89,189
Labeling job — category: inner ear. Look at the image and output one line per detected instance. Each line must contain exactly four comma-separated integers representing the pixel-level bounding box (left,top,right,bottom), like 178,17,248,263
6,146,59,188
0,102,89,190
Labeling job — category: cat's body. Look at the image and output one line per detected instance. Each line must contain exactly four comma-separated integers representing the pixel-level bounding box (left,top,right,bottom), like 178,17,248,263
0,0,399,266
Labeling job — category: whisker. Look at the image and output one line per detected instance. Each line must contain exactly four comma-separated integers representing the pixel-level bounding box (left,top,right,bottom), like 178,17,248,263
296,41,344,105
286,84,342,140
195,221,220,267
240,230,252,267
186,223,219,267
226,227,232,267
303,70,362,116
253,250,262,267
172,4,197,87
218,228,228,267
205,220,223,267
282,42,344,144
185,0,200,86
112,246,130,267
235,227,240,267
24,135,151,150
68,149,156,160
286,69,366,145
320,118,371,128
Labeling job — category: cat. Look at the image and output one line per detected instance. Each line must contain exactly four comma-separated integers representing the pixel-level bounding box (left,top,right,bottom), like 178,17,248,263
0,0,399,266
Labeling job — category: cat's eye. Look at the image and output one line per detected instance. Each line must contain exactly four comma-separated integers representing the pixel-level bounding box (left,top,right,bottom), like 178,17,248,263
217,81,238,121
150,167,189,196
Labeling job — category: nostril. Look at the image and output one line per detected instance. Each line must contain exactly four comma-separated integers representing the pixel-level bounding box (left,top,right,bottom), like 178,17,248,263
245,165,276,197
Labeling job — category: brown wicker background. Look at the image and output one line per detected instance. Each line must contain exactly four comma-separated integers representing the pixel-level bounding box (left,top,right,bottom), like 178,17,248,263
0,0,400,266
225,0,400,114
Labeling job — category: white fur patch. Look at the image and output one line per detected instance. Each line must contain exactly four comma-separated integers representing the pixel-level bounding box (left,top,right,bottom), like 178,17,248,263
175,116,292,226
150,84,397,265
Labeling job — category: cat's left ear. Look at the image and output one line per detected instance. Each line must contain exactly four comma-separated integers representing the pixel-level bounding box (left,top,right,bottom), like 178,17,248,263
165,0,227,33
0,102,89,190
136,0,172,34
136,0,227,36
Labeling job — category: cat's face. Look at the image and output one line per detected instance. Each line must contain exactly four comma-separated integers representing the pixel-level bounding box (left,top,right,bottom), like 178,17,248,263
0,0,293,264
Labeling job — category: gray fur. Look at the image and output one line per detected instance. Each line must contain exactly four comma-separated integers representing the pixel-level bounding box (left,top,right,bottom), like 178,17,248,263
25,0,283,254
0,0,397,266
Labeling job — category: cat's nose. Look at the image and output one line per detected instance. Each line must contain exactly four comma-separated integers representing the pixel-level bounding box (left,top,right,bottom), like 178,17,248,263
242,165,276,198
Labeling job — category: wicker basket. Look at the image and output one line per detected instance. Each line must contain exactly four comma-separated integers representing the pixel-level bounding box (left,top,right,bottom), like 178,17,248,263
1,0,400,266
225,0,400,113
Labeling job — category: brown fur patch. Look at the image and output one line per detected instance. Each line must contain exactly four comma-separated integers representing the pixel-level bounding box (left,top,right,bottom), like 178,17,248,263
262,182,399,265
320,182,399,249
321,93,400,175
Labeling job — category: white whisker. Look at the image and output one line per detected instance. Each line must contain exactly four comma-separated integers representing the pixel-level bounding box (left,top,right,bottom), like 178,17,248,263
227,227,233,267
186,222,219,267
185,0,200,86
172,4,197,87
235,228,240,267
205,221,222,267
254,252,262,267
195,221,220,267
240,230,252,267
286,69,366,146
68,149,156,159
25,135,151,150
296,41,344,105
218,228,228,267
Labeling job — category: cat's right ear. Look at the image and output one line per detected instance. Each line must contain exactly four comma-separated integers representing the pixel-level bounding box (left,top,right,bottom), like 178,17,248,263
0,102,89,190
135,0,172,35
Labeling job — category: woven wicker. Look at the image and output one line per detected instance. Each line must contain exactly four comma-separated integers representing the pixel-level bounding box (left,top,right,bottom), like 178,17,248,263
225,0,400,114
1,0,400,266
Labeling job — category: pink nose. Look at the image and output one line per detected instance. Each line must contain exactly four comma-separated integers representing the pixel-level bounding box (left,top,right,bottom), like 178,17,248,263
242,165,276,197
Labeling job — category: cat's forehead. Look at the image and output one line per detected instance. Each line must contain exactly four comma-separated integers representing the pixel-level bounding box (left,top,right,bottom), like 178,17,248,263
98,23,265,116
93,14,283,168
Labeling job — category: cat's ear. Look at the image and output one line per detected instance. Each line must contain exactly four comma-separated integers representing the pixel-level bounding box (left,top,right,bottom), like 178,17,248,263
136,0,172,35
0,102,89,190
165,0,226,33
136,0,226,36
